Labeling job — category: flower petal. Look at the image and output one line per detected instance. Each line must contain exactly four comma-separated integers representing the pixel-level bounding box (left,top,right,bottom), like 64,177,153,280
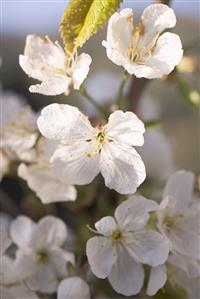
146,32,183,78
37,103,94,141
102,8,133,67
147,264,167,296
33,216,67,248
29,76,71,96
163,170,194,213
86,236,117,279
108,246,144,296
57,277,91,299
49,248,75,278
27,263,58,294
142,4,176,36
125,230,169,266
95,216,117,236
51,142,100,185
105,110,145,146
3,285,40,299
72,53,92,90
19,35,66,80
100,141,146,194
18,163,77,204
115,195,158,230
10,216,37,248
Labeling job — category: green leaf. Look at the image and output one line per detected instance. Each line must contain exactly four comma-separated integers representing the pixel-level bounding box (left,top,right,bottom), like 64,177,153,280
145,120,162,130
60,0,122,54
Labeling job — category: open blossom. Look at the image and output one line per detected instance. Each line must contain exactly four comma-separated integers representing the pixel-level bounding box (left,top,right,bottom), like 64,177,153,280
57,277,91,299
18,137,77,204
86,196,169,296
103,4,183,78
146,170,200,296
37,103,146,194
0,92,38,165
10,215,75,293
157,170,200,259
19,35,92,96
0,215,39,299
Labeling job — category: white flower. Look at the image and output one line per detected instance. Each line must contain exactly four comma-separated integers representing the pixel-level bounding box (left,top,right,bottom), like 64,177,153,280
0,149,10,181
157,170,200,259
18,137,77,204
10,215,75,293
0,215,39,299
57,277,91,299
147,255,200,298
19,35,92,96
37,103,146,194
1,92,38,163
103,4,183,78
86,196,169,296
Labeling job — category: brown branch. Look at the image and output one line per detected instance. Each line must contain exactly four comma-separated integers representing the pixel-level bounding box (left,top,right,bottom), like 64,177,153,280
127,0,171,112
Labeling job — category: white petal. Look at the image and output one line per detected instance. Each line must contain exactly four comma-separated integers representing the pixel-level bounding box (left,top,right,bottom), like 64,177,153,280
72,53,92,90
0,214,11,255
49,248,75,277
163,170,194,212
37,103,94,141
142,4,176,35
23,35,66,69
102,9,133,67
146,32,183,78
125,230,169,266
0,150,10,180
99,141,146,194
115,195,158,230
29,76,71,96
4,285,40,299
51,143,100,185
108,246,144,296
33,216,67,248
86,236,117,278
95,216,117,236
58,277,91,299
147,264,167,296
27,263,58,293
18,163,77,204
19,35,66,81
10,216,36,248
105,110,145,146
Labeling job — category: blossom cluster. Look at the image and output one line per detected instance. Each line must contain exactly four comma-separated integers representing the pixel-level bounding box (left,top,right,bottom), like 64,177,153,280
1,3,199,299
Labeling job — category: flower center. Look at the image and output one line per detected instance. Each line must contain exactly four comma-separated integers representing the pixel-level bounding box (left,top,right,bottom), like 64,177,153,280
111,230,122,242
164,216,174,232
96,131,106,143
36,251,48,263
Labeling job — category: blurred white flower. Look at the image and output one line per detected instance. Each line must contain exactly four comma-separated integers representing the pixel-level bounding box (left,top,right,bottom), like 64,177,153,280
157,170,200,259
147,170,200,296
103,4,183,78
19,35,92,96
0,215,39,299
18,137,77,204
37,103,146,194
0,149,10,180
57,277,90,299
10,215,75,293
86,196,169,296
147,254,200,298
138,95,175,180
0,92,38,167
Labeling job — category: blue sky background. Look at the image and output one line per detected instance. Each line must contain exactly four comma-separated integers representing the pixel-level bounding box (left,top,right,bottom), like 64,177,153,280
2,0,200,36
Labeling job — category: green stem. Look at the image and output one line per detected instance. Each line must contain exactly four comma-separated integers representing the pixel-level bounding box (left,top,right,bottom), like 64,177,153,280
80,85,107,119
117,71,129,110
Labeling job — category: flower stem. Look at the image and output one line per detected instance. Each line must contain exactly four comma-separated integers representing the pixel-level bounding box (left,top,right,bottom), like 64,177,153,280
117,71,129,110
80,85,108,119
